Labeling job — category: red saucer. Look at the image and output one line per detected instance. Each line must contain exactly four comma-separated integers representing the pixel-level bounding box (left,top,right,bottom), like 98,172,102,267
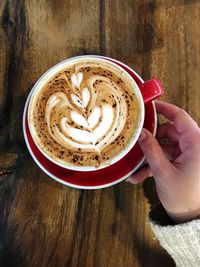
23,59,156,189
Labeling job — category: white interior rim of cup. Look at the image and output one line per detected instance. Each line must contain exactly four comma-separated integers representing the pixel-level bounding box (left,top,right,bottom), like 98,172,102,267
27,55,145,171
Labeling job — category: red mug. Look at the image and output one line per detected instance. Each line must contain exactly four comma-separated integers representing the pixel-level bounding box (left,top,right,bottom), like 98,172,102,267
27,55,164,172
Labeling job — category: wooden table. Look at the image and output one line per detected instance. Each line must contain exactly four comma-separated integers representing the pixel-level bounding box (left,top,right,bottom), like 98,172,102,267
0,1,199,266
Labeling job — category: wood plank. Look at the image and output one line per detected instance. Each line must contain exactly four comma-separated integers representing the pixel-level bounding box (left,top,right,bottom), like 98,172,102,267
0,0,199,266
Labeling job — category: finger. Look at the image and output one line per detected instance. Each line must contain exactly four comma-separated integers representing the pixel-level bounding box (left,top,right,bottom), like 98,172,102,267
157,121,179,143
127,165,152,184
155,101,199,135
138,128,173,180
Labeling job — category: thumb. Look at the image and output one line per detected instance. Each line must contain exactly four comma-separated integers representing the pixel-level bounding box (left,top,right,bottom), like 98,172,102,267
138,128,172,179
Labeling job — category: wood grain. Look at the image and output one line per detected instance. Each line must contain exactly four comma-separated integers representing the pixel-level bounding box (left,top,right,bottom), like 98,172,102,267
1,0,200,266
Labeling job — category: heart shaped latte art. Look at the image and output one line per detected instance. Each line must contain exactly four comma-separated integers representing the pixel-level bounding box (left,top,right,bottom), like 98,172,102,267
45,71,127,153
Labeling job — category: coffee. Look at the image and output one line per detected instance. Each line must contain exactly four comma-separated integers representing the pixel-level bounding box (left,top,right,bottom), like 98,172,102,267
28,58,141,168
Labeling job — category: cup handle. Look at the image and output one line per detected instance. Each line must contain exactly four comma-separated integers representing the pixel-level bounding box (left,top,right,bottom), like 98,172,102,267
139,79,164,104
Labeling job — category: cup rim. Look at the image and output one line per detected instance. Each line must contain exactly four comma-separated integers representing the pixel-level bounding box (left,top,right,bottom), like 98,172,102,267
27,55,145,171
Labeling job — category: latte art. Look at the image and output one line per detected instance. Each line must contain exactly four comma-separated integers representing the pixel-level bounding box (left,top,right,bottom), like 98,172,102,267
46,72,127,153
29,59,141,168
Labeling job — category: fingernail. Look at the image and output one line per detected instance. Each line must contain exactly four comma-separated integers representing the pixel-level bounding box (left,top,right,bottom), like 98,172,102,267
138,129,146,143
125,177,138,184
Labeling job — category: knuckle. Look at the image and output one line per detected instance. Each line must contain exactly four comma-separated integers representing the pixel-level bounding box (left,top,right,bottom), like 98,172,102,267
178,108,187,117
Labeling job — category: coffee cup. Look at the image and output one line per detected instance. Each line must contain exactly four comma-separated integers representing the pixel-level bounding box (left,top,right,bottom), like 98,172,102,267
27,55,164,171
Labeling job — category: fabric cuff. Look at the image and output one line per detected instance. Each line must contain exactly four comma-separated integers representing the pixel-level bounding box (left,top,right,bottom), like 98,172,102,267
149,203,200,267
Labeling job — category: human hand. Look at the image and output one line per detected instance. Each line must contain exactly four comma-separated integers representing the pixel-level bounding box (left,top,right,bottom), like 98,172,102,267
127,101,200,223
